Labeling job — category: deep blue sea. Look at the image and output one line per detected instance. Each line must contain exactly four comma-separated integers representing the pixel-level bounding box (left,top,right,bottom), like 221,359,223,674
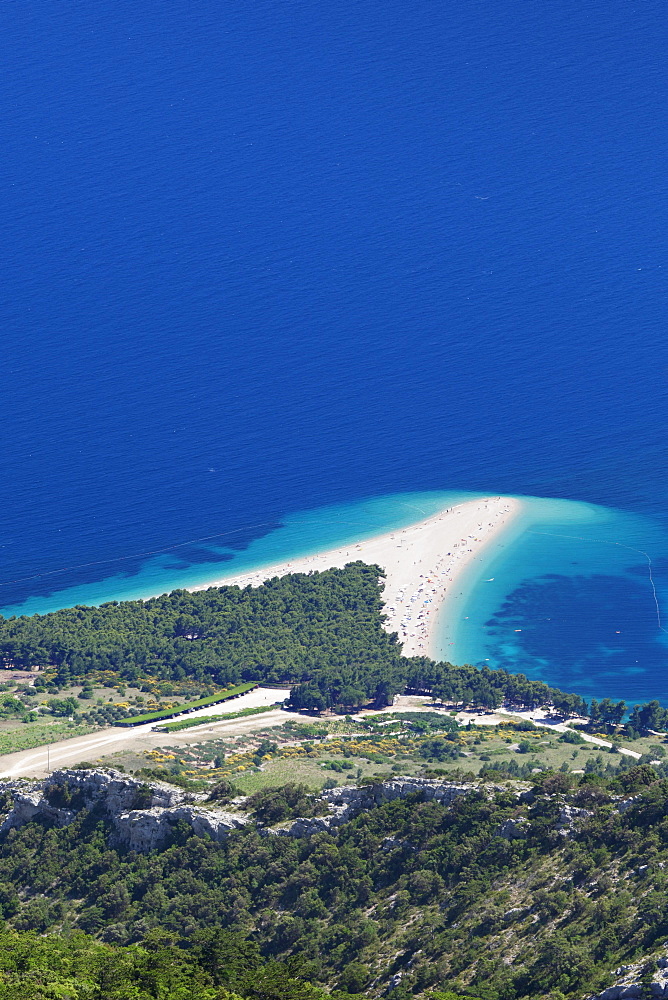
1,0,667,704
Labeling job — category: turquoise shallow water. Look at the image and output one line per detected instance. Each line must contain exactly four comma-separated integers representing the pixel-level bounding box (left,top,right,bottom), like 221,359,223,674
0,491,469,617
436,497,668,705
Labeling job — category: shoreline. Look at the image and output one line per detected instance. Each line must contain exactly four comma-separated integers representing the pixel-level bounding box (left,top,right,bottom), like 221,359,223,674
191,496,521,658
432,496,530,662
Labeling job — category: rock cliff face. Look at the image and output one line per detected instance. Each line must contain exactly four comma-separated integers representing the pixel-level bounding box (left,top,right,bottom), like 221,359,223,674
0,769,606,850
112,803,248,852
0,771,495,848
271,778,493,837
496,816,528,840
324,776,484,816
590,979,668,999
0,769,248,852
592,987,668,999
556,803,593,835
587,958,668,999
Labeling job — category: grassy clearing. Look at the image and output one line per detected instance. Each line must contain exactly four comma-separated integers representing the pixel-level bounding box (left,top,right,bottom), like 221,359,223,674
87,749,150,773
608,732,668,757
90,712,649,791
455,723,630,775
232,753,418,793
233,758,337,791
0,720,95,756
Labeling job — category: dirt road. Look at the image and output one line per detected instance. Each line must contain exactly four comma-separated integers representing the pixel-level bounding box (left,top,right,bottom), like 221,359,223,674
0,688,291,779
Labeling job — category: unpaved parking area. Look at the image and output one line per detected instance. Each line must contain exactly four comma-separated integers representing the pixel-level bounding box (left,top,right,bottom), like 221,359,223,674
0,688,291,778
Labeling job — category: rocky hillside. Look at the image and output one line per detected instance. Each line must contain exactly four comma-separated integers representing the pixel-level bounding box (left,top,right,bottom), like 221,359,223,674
1,768,248,851
2,766,668,1000
0,768,492,847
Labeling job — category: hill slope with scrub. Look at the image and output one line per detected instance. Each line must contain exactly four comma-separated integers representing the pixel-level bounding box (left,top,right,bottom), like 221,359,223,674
3,765,668,999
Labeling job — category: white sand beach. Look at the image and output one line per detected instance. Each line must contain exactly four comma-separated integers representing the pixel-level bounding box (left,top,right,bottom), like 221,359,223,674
194,496,521,658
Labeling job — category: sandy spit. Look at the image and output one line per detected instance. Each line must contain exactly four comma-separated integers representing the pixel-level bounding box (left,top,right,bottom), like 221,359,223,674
194,496,521,658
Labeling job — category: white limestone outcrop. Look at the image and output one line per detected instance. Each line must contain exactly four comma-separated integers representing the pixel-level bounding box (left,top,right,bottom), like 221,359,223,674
586,957,668,1000
3,769,595,848
270,777,492,836
0,768,248,851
